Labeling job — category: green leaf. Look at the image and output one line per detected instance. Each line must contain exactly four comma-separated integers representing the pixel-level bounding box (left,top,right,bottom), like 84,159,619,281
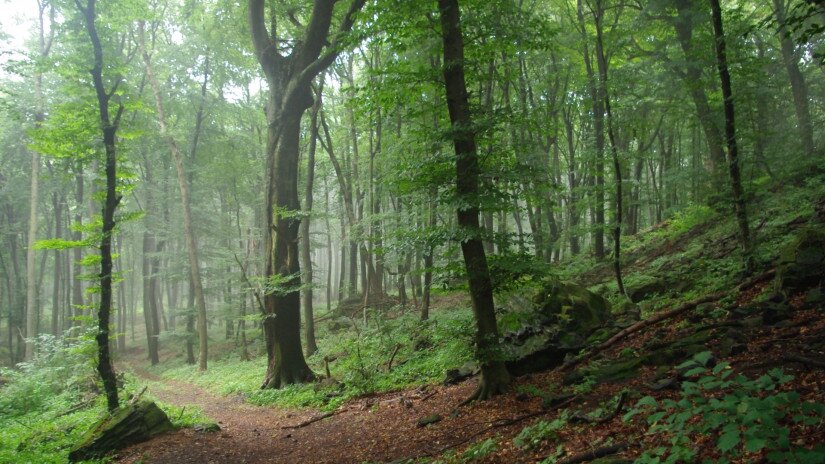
717,427,740,453
693,351,713,367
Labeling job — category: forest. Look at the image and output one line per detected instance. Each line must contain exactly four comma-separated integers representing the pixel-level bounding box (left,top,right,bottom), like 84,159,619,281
0,0,824,462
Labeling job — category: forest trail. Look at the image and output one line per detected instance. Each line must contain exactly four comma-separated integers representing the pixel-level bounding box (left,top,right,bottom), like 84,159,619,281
116,362,537,464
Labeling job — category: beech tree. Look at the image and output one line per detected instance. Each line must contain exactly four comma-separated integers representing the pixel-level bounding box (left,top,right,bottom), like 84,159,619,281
248,0,366,389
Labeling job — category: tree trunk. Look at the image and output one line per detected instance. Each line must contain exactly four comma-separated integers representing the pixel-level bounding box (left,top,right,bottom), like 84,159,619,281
673,0,727,179
709,0,751,258
77,0,121,412
592,0,627,297
773,0,815,155
301,81,323,357
438,0,510,401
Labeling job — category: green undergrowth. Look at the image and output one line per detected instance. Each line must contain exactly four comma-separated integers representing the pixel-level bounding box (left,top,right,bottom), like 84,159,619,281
0,333,212,463
567,175,825,312
151,308,475,411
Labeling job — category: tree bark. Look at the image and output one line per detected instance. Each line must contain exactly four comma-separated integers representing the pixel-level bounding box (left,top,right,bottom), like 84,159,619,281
77,0,122,412
709,0,751,258
301,81,323,357
673,0,727,180
438,0,510,401
248,0,365,388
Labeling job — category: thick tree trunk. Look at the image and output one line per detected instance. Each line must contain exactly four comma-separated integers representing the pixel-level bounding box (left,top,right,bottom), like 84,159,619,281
438,0,510,401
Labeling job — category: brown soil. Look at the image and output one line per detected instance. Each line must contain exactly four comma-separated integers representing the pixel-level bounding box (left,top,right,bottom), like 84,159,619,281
116,288,825,464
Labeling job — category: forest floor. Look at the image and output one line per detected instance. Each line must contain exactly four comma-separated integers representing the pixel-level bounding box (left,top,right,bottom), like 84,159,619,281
113,188,825,464
116,293,825,464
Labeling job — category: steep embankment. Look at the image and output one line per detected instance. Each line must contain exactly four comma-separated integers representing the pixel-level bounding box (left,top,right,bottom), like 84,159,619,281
119,186,825,464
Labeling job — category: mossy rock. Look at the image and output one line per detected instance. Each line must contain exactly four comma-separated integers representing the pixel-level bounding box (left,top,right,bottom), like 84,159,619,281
627,275,668,301
533,278,612,337
776,225,825,294
612,298,641,328
68,400,174,462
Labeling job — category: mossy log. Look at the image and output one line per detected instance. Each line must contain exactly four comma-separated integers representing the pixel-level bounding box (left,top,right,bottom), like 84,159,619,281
68,400,174,462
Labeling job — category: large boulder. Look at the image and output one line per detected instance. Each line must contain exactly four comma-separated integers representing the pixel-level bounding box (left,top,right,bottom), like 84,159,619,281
533,278,613,348
776,225,825,295
505,279,614,377
68,400,174,462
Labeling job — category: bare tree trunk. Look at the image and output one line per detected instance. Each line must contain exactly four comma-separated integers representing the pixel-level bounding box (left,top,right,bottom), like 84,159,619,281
301,81,323,356
438,0,510,401
709,0,751,259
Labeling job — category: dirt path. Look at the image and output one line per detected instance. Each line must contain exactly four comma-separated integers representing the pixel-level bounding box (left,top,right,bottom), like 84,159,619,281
116,366,537,464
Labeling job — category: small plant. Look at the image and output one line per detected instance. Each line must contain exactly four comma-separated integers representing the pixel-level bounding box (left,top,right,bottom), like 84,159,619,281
513,413,568,450
571,375,596,395
460,437,498,462
625,351,825,463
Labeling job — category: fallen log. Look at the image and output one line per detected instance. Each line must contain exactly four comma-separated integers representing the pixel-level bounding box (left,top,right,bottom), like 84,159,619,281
564,269,775,371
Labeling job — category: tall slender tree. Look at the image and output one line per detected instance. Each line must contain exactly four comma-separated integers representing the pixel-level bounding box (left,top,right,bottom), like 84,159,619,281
438,0,510,401
75,0,124,412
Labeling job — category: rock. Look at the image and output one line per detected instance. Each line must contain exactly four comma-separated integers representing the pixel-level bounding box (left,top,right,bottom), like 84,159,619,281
442,361,478,385
417,414,442,427
194,422,221,433
804,286,825,308
533,277,613,346
612,298,641,328
627,275,668,301
68,400,174,462
762,301,792,325
776,225,825,294
506,342,572,378
649,377,679,391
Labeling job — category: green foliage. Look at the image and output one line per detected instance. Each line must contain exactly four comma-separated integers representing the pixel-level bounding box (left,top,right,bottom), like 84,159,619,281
625,352,825,463
0,333,108,463
513,413,568,451
158,307,475,412
459,438,498,462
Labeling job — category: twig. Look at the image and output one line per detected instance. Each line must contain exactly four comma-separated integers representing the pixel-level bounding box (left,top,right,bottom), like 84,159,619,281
128,386,148,405
386,343,402,372
233,253,265,313
556,442,630,464
783,354,825,369
176,406,187,422
57,398,95,417
281,411,335,429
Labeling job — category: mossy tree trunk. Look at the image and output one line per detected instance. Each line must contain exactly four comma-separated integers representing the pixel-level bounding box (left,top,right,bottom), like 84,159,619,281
76,0,123,412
